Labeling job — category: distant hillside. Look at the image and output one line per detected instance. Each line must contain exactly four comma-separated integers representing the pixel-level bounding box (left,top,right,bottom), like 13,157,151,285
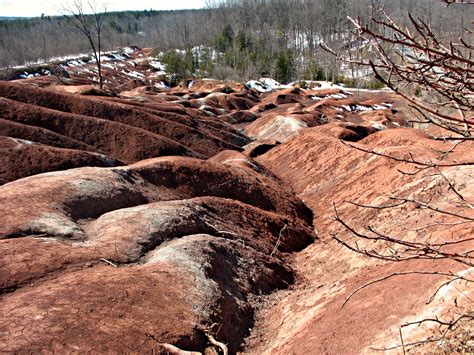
0,0,469,83
0,16,28,21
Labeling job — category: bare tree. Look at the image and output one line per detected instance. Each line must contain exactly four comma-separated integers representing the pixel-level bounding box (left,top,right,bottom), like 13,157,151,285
321,7,473,137
319,5,474,351
61,0,108,89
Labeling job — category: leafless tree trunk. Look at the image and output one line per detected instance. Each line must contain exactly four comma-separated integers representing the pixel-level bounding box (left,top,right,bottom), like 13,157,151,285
61,0,107,89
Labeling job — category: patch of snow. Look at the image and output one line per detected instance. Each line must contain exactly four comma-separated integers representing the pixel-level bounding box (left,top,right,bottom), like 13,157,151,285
328,93,348,99
122,47,135,55
259,78,281,89
370,122,387,131
154,81,169,89
67,59,87,67
246,80,268,92
355,105,374,111
121,70,144,79
148,61,165,70
245,78,291,92
258,115,308,141
340,103,392,113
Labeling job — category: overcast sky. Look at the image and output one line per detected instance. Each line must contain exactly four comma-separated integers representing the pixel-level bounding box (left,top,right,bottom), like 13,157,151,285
0,0,208,17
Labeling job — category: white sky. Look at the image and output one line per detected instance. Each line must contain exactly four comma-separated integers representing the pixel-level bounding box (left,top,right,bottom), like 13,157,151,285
0,0,208,17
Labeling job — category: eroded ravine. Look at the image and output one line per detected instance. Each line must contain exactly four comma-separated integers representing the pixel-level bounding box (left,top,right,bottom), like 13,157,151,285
1,61,472,353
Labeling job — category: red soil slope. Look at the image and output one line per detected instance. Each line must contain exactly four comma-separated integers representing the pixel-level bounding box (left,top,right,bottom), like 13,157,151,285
246,126,473,353
1,71,471,353
0,81,256,183
0,156,315,353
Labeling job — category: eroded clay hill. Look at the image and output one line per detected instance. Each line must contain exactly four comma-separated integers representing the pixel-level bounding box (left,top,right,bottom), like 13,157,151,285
1,55,472,353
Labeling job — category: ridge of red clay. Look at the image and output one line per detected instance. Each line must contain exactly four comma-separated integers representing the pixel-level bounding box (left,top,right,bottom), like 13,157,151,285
1,70,471,354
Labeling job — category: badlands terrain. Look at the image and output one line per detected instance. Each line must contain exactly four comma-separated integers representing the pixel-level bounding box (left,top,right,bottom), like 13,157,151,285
0,48,473,353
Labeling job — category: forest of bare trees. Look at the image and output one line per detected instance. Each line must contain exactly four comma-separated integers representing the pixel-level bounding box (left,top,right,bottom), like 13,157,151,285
0,0,469,83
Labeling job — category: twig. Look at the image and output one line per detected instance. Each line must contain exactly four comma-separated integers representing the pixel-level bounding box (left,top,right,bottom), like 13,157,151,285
203,221,239,237
399,327,406,355
100,258,118,267
341,271,457,308
206,332,228,355
270,224,287,257
342,141,474,167
389,197,474,221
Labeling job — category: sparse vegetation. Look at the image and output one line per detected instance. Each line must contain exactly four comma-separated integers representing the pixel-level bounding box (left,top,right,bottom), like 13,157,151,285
0,0,468,84
326,5,474,351
60,0,108,89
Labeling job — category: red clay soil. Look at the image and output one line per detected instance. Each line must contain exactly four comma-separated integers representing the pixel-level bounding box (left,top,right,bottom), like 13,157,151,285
0,136,119,185
0,82,242,157
0,80,262,181
0,96,199,163
245,125,474,353
244,87,407,143
209,149,283,183
101,96,251,147
1,74,472,354
0,154,315,353
0,118,99,152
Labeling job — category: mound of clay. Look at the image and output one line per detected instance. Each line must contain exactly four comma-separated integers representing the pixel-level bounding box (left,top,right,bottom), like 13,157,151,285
0,82,241,157
0,80,258,181
245,126,474,353
2,54,470,354
0,154,315,353
0,136,119,185
244,87,405,143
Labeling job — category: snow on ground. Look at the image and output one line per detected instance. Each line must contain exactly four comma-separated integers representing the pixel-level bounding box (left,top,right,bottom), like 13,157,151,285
311,92,351,101
341,103,393,112
245,78,292,92
154,82,169,89
245,80,269,92
258,115,308,141
121,70,145,79
148,61,165,71
122,47,135,55
18,68,51,79
3,47,135,72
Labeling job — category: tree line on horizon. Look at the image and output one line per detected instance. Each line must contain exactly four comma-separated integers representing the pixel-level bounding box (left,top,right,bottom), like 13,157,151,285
0,0,468,85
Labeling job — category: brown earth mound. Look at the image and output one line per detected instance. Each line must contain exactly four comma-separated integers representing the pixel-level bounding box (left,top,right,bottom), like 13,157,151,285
245,125,474,353
0,153,315,353
0,81,258,182
0,82,242,157
0,136,119,185
1,68,471,354
244,87,406,143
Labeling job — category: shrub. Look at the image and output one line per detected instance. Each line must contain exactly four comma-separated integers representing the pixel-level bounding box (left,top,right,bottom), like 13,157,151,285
274,49,294,84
